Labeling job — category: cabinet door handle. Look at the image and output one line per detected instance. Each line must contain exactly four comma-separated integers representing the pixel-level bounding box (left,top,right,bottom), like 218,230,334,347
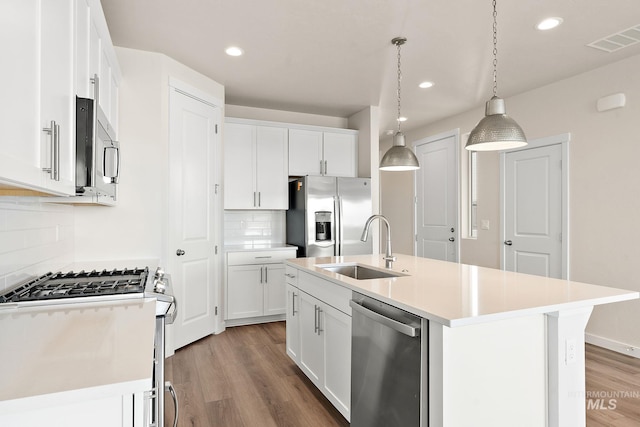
258,191,261,207
292,292,297,316
264,266,268,283
90,73,100,105
314,305,319,333
324,160,327,175
42,120,60,181
253,191,257,207
260,266,263,284
53,122,60,181
317,307,323,335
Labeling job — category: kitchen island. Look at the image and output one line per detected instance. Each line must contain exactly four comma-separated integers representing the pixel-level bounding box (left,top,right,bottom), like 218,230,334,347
285,253,639,427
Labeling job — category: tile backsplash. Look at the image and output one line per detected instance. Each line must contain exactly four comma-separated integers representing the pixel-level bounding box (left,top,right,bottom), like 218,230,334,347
224,210,286,245
0,200,74,292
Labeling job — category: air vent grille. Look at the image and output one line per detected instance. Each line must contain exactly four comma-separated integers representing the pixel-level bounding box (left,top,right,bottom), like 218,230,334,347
587,24,640,53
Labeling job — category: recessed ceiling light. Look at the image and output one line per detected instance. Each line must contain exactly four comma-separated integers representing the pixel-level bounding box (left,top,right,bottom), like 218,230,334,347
225,46,244,56
536,17,563,31
419,81,434,89
397,117,407,122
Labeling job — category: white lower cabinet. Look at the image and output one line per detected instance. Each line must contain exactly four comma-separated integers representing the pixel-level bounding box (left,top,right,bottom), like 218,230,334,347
225,249,296,324
286,267,351,421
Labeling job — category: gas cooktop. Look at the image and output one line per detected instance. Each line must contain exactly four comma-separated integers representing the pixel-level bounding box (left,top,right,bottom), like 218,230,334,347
0,268,148,303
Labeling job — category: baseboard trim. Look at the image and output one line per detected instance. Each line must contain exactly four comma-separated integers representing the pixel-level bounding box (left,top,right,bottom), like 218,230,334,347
224,314,285,328
585,333,640,359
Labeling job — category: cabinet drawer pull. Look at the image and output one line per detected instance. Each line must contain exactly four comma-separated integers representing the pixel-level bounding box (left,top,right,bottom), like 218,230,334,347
255,256,272,259
285,273,296,278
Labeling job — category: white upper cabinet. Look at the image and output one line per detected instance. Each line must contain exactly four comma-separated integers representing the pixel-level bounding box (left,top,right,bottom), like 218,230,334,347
288,129,323,176
289,129,357,177
224,121,288,210
76,0,121,136
0,0,120,196
322,132,357,177
0,0,74,195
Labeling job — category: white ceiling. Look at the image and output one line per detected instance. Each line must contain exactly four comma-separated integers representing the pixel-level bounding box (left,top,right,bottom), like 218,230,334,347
101,0,640,135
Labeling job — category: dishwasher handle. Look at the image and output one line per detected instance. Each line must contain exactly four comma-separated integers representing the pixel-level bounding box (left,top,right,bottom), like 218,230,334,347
349,299,420,337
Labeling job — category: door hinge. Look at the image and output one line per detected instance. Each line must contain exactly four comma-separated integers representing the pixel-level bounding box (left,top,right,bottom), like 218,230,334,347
215,183,220,194
415,234,418,242
215,245,218,255
215,306,218,316
414,196,418,205
215,124,218,134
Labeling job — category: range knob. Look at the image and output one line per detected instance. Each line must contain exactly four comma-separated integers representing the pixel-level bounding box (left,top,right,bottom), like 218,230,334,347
154,267,165,280
154,278,167,294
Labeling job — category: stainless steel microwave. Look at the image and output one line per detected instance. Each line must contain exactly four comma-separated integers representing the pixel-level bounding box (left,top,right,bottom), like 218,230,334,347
75,97,119,200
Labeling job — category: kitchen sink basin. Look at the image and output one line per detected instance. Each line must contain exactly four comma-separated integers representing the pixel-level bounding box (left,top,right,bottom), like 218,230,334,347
317,263,404,280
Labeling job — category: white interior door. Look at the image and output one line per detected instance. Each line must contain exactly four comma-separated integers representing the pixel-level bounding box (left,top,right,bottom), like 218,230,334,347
502,135,567,278
415,131,459,261
169,86,221,350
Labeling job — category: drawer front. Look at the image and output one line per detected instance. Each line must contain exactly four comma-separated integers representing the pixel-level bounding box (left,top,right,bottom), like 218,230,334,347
227,249,296,266
285,266,298,286
298,271,351,315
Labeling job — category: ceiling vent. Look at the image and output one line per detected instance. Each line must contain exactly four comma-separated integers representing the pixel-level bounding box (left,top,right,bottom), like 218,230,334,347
587,24,640,53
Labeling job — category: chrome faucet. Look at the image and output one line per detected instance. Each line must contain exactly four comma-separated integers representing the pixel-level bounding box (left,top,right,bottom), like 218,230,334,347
361,214,396,269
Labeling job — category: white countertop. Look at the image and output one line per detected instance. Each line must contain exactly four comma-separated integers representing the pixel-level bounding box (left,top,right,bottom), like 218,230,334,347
0,298,156,411
286,254,639,327
224,243,297,252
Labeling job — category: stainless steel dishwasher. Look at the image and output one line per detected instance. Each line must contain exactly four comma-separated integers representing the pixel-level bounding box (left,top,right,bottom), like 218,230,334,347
350,291,425,427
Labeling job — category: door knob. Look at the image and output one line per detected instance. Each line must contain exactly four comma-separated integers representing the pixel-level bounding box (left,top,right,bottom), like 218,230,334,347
448,237,455,242
176,249,185,256
504,240,513,246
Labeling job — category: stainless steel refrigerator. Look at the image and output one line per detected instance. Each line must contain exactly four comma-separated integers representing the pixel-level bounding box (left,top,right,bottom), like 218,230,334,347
286,176,372,257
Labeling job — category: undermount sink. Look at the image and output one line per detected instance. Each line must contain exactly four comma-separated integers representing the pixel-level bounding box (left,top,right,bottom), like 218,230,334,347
317,263,405,280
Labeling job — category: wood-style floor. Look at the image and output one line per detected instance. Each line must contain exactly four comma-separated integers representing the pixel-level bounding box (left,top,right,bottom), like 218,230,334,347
165,322,640,426
164,322,348,427
585,343,640,426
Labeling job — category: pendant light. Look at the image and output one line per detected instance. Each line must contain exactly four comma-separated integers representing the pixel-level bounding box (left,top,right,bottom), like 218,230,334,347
465,0,527,151
380,37,420,171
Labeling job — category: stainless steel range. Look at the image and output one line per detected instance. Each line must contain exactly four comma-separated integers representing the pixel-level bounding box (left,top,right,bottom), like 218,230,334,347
0,266,178,427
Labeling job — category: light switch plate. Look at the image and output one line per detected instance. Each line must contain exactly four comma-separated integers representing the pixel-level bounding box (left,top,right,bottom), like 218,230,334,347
480,220,490,230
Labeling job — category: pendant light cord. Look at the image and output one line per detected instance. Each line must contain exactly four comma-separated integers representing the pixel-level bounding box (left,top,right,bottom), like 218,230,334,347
492,0,498,97
396,40,403,132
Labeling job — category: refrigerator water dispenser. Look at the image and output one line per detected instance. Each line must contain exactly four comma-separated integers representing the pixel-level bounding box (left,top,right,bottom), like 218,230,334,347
315,211,332,241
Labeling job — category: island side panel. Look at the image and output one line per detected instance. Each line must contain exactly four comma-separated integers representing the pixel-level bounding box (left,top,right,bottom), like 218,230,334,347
546,306,593,427
429,315,546,427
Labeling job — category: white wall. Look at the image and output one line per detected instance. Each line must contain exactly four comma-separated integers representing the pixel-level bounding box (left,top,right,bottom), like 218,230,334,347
0,200,74,292
348,106,381,252
381,53,640,350
73,47,224,267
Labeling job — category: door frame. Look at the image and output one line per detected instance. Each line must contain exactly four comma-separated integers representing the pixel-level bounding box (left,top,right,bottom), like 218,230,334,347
413,129,460,261
167,77,224,353
499,133,570,278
